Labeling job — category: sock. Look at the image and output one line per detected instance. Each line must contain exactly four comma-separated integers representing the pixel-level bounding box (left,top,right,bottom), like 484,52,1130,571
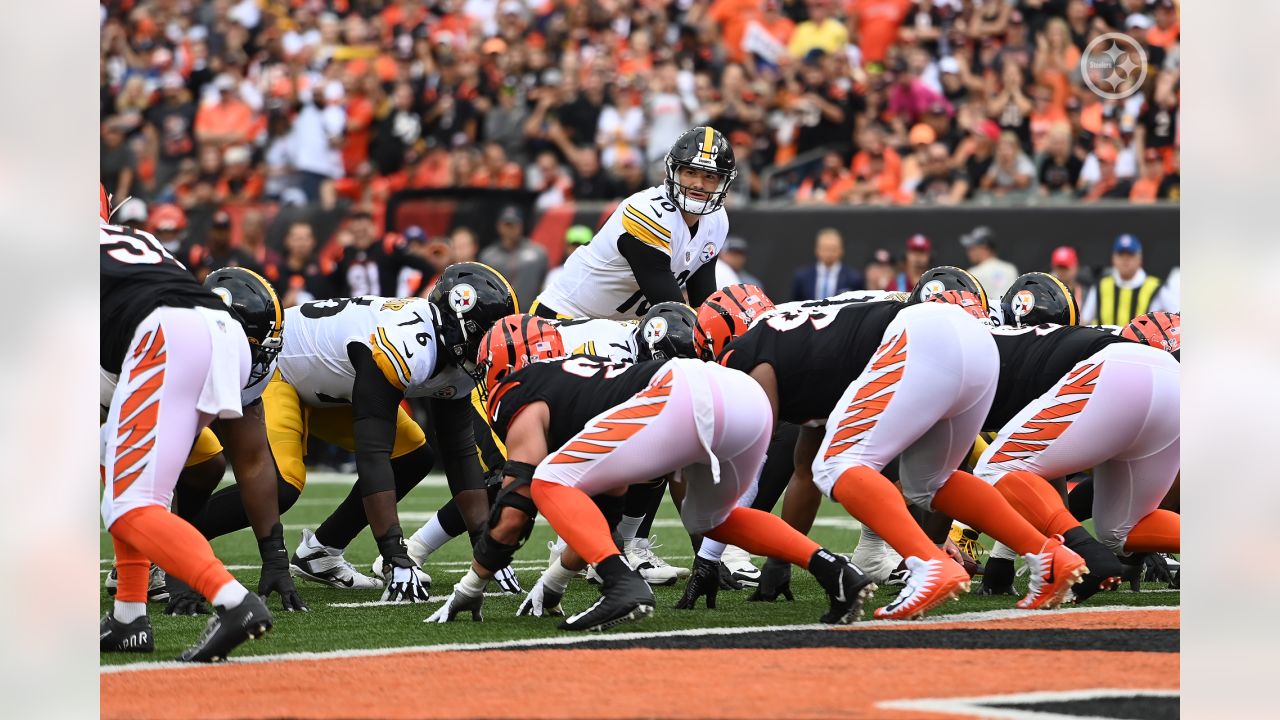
627,478,668,538
112,601,146,624
304,530,340,555
994,471,1080,536
617,514,645,542
543,559,577,594
1124,510,1180,553
434,497,470,537
457,568,487,597
411,514,455,556
212,580,250,610
982,557,1015,590
531,480,620,565
697,538,727,562
990,541,1018,561
831,466,947,562
931,470,1047,556
192,477,300,540
111,535,150,604
705,507,820,569
111,505,237,602
1067,476,1095,521
594,493,625,531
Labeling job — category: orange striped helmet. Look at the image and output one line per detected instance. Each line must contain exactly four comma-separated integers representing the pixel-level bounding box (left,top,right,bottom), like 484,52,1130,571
1120,311,1180,354
926,289,990,322
100,183,110,222
478,314,566,394
694,283,775,360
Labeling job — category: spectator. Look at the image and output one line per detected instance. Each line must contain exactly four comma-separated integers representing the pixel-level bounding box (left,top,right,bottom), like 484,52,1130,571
278,221,335,307
239,209,281,285
370,83,422,176
716,236,762,288
1037,125,1083,197
847,126,904,204
908,142,969,205
334,208,438,297
478,206,549,307
1128,148,1167,203
1049,245,1086,311
449,226,480,264
893,233,934,291
114,198,149,232
796,149,854,204
959,225,1019,299
979,131,1038,199
289,80,348,206
570,147,613,200
986,61,1033,153
1079,142,1133,201
1081,234,1176,326
543,224,593,293
791,228,864,301
888,58,952,126
145,73,197,191
187,210,257,283
194,74,256,149
788,0,849,60
864,248,897,292
147,205,189,255
849,0,914,68
474,143,523,189
100,118,136,203
955,118,1000,198
526,150,574,211
219,145,264,203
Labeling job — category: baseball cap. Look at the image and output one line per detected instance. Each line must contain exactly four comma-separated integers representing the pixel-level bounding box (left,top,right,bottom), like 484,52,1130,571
905,234,931,252
1125,13,1154,30
211,210,232,228
1051,245,1078,268
870,248,894,265
565,225,593,246
976,119,1001,142
116,199,149,225
938,56,961,75
909,123,936,146
498,206,524,225
1113,234,1142,254
403,225,426,244
959,226,994,249
724,236,749,253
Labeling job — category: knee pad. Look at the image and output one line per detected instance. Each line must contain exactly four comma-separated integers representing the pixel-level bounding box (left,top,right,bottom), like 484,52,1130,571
474,461,539,572
473,532,523,575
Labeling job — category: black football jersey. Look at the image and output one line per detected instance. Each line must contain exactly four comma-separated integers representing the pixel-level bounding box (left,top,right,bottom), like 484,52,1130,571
721,299,905,424
488,356,665,450
986,324,1133,431
101,223,225,373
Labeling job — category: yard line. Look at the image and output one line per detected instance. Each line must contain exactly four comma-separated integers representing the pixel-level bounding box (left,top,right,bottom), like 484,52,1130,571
327,593,509,609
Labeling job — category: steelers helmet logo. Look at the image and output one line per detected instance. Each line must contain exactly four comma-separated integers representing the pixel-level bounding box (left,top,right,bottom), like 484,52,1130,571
432,386,457,399
212,287,233,307
448,283,477,314
643,317,669,343
700,242,718,263
921,279,946,300
1012,289,1036,318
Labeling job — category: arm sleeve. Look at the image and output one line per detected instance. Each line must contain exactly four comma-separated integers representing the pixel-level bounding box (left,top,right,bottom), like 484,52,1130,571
686,256,720,308
432,395,485,495
347,342,403,496
617,233,683,306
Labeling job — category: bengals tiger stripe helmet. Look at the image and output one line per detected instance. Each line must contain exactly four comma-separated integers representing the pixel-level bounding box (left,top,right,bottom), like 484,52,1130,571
100,183,111,222
1120,311,1180,354
694,284,775,361
478,314,566,397
1000,272,1079,327
925,289,990,322
908,266,989,313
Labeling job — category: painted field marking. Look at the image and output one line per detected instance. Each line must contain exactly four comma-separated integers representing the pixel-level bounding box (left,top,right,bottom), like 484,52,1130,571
879,688,1178,719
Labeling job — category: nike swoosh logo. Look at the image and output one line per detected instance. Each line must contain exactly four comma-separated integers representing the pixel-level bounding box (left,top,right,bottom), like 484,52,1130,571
835,574,846,602
333,576,355,587
402,343,414,359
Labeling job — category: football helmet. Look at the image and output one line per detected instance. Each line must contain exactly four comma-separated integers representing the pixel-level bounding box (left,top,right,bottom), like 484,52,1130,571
148,204,188,234
204,267,285,387
635,302,699,362
925,289,990,322
694,284,775,361
908,266,989,312
1000,272,1079,327
1120,311,1181,354
477,314,566,393
664,126,738,215
427,262,519,384
100,183,111,222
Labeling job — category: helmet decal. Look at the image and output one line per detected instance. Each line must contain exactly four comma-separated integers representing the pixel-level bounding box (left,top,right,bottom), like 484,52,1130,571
1011,289,1036,318
921,279,946,300
642,317,669,343
448,283,478,314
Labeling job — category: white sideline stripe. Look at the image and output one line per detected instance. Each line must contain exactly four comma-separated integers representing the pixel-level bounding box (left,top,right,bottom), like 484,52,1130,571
99,604,1176,675
878,689,1178,720
327,593,508,609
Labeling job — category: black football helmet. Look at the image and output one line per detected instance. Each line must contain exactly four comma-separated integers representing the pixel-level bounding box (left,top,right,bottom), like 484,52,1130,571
908,266,990,313
1000,272,1079,327
664,126,738,215
634,302,699,362
204,267,285,387
427,262,518,384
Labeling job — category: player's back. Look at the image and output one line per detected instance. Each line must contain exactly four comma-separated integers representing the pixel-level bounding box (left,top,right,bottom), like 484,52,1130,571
553,317,639,362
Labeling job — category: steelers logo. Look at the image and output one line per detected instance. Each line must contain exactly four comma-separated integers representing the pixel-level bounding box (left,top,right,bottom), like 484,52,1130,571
448,283,477,314
921,280,946,300
432,386,458,399
1012,290,1036,318
211,287,233,307
700,242,718,263
643,317,669,343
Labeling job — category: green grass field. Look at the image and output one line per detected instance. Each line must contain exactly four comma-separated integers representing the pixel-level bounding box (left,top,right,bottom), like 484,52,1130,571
100,474,1179,665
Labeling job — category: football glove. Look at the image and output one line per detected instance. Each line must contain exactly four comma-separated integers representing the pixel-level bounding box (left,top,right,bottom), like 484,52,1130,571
749,558,795,602
516,578,565,618
258,525,308,611
675,556,724,610
493,565,524,595
425,585,485,623
381,564,430,603
164,575,211,616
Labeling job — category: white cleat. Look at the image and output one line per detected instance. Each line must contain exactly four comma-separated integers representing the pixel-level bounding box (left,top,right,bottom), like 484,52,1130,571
290,528,385,590
624,536,686,586
721,545,762,587
371,535,432,585
851,527,905,585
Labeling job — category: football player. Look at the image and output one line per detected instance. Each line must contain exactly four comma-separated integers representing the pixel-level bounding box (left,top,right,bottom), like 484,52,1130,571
429,316,872,630
713,283,1087,619
971,275,1179,599
187,263,516,602
530,127,735,321
100,192,279,661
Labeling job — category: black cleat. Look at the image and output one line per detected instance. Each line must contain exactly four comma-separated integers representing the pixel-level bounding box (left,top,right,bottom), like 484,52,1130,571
560,558,654,632
1062,528,1123,603
809,549,876,624
105,564,169,602
100,614,155,653
178,593,273,662
749,558,795,602
977,584,1019,597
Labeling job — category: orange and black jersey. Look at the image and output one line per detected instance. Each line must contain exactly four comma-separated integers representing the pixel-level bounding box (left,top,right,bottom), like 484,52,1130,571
985,324,1133,431
101,223,225,373
487,356,664,449
720,299,905,424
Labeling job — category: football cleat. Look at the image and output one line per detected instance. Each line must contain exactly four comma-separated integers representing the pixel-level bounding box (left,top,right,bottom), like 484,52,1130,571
851,528,905,584
100,613,155,653
105,564,169,602
623,536,686,586
748,557,795,602
517,577,566,618
177,594,273,663
809,549,876,624
874,556,971,620
1018,535,1088,610
977,584,1019,597
290,528,384,590
560,565,655,632
721,544,762,587
1061,530,1123,603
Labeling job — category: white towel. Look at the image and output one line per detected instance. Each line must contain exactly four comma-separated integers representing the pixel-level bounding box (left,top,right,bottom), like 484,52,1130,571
194,306,250,420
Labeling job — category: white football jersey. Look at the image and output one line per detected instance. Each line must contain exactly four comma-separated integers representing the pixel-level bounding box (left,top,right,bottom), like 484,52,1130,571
535,186,729,320
758,290,906,326
553,318,639,362
279,296,473,407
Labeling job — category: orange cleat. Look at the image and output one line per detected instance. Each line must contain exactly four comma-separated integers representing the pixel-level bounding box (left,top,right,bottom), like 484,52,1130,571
1018,535,1088,610
873,556,971,620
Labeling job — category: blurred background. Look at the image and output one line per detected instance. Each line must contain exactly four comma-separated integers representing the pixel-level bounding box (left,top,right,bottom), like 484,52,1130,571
98,0,1179,310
